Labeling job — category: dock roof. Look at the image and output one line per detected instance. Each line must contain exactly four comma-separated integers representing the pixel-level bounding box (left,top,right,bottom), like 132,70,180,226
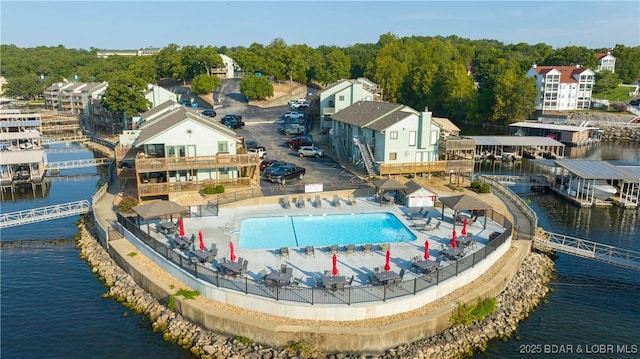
555,160,639,180
509,122,598,132
463,136,565,147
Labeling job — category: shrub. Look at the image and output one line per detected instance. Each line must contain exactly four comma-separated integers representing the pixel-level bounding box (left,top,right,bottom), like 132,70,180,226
203,185,225,195
470,180,482,189
450,297,497,326
479,183,491,193
118,195,138,212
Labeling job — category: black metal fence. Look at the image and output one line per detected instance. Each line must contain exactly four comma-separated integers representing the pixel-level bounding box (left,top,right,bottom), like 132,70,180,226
117,212,512,305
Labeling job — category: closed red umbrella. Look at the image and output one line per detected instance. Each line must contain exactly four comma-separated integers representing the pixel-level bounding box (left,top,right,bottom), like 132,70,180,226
424,240,430,260
331,254,338,276
178,218,185,237
451,229,458,248
461,217,468,236
198,230,205,251
229,241,236,262
384,249,391,271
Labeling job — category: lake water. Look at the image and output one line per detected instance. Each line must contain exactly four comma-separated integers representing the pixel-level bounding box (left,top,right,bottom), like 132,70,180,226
1,141,638,358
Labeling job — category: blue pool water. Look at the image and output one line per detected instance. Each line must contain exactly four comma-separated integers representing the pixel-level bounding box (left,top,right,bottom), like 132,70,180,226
238,212,416,249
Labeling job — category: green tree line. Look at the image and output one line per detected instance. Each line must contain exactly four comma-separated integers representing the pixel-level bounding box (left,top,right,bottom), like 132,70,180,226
2,36,639,123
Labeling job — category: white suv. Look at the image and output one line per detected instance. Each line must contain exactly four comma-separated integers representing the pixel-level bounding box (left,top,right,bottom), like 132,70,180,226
298,145,324,158
284,111,304,119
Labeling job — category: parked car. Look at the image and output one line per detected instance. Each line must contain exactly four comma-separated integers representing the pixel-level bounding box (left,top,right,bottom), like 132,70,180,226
282,124,305,136
248,147,267,159
260,159,280,171
286,135,314,149
267,166,306,185
220,114,242,124
201,109,217,117
264,162,294,176
246,140,262,149
225,119,245,129
298,145,324,158
284,111,304,119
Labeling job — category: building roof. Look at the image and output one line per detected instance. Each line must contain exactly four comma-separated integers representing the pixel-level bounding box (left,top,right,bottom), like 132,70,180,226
134,105,238,146
531,65,592,84
373,178,407,191
132,200,188,220
463,136,565,147
595,52,615,60
509,122,598,132
432,117,460,132
139,100,180,123
439,194,492,211
555,160,639,180
403,180,437,196
320,79,351,97
332,101,415,131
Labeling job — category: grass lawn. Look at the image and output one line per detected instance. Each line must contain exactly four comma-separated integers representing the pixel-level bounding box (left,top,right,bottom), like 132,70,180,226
593,85,636,102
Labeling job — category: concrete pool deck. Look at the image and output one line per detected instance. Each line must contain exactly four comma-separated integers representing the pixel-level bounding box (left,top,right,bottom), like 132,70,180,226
149,195,506,287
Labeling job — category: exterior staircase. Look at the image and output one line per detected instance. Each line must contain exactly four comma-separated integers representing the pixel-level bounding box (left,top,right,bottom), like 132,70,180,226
353,137,377,176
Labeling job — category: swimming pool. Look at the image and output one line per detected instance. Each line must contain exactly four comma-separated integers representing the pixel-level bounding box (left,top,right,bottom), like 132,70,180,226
238,212,416,249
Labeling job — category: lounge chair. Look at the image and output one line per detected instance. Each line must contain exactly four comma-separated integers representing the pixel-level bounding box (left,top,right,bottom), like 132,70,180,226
297,195,305,208
368,274,380,285
314,195,322,208
258,269,268,280
399,268,406,280
378,243,390,252
281,196,291,209
305,246,315,257
279,247,290,259
344,244,356,256
332,194,341,207
328,244,338,255
281,263,288,272
362,243,373,255
285,267,293,276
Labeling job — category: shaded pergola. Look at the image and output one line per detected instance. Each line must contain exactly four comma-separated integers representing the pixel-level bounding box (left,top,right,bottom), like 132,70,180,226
438,194,493,230
132,200,189,237
373,178,407,206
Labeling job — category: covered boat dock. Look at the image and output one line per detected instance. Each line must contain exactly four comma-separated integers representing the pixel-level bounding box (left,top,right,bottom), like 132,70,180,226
532,159,639,208
463,136,565,161
508,122,601,146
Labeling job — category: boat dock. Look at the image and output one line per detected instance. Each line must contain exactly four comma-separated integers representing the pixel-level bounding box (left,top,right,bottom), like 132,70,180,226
463,135,566,161
529,159,640,208
509,122,601,146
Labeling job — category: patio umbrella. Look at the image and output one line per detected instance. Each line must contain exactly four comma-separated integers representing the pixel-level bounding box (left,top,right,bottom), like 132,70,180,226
332,254,338,276
198,230,205,251
229,241,236,262
384,249,391,271
461,217,468,236
451,229,458,248
178,218,185,237
424,240,430,260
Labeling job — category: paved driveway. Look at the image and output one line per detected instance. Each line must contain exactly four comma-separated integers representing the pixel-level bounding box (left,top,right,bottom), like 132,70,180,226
214,79,369,196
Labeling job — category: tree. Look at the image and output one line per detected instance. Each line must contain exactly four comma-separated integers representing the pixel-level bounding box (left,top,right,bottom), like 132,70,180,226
191,74,220,94
491,68,537,123
612,45,640,84
542,46,597,68
593,70,621,94
239,75,273,100
2,74,43,100
155,44,186,80
100,73,151,130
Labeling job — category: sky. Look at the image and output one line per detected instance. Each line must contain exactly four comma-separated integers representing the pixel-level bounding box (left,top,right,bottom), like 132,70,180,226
1,1,639,51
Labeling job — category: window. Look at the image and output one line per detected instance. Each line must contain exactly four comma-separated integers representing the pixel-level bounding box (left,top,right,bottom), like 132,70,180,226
389,152,397,160
409,131,416,146
218,141,228,153
338,95,344,101
390,131,398,140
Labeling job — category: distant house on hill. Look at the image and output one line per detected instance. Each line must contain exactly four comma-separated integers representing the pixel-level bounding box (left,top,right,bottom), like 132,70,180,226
96,47,161,58
595,51,616,73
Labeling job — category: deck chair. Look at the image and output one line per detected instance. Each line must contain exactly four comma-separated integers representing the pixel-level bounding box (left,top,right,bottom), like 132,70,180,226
258,269,268,280
280,263,288,272
314,195,322,208
347,194,357,206
378,243,390,252
332,194,341,207
328,244,338,255
297,195,305,208
399,268,406,280
279,247,290,259
305,246,315,257
281,196,291,209
291,276,302,286
345,244,356,256
324,270,331,276
362,243,373,255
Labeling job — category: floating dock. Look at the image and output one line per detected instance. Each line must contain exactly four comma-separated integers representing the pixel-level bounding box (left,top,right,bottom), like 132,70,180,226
509,122,601,146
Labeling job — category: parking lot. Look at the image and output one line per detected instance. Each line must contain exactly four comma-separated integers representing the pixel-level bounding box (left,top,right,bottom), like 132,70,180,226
213,79,370,196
